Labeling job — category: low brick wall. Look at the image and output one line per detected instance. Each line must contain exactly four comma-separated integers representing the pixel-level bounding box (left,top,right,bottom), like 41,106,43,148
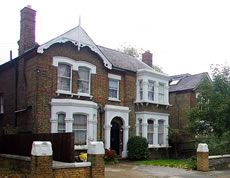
209,155,230,170
0,141,105,177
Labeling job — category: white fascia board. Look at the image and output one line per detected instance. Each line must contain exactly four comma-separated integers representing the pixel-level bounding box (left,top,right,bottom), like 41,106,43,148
137,69,170,81
37,26,112,70
51,99,98,109
108,73,121,80
135,111,170,117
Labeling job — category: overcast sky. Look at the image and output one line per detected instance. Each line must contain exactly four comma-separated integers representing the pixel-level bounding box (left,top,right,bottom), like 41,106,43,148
1,0,230,76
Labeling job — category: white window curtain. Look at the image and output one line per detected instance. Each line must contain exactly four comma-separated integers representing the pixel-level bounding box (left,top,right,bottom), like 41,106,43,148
158,120,164,145
148,81,154,101
139,80,143,100
58,64,71,91
158,84,164,103
109,79,119,99
78,67,90,94
147,120,154,144
73,114,87,145
57,114,65,133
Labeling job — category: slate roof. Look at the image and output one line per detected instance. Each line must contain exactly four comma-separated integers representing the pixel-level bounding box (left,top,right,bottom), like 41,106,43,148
97,45,153,72
169,72,210,92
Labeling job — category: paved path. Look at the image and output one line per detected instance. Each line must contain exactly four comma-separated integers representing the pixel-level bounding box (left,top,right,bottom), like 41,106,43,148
105,161,230,178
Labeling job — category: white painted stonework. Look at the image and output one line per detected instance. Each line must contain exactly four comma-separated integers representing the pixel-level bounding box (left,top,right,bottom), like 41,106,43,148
50,99,98,148
104,105,130,158
37,25,112,69
136,111,169,148
87,141,105,155
197,143,209,152
31,141,53,156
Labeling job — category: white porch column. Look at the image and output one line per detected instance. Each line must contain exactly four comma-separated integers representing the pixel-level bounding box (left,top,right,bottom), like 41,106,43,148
142,118,148,139
136,119,140,136
154,123,159,146
143,79,148,101
154,82,159,103
50,118,57,133
104,124,112,149
122,125,130,158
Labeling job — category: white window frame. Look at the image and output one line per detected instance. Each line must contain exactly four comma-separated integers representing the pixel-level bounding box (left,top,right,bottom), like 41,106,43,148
148,81,155,101
0,95,4,114
158,83,165,104
73,114,88,145
57,63,72,94
78,66,91,96
158,120,165,145
139,80,143,101
138,119,142,136
108,74,121,102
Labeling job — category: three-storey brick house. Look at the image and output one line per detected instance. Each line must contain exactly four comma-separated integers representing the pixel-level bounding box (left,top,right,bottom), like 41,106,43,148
0,6,170,158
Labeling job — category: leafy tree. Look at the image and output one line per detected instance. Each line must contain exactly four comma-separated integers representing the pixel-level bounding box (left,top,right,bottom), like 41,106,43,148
188,64,230,154
117,43,163,73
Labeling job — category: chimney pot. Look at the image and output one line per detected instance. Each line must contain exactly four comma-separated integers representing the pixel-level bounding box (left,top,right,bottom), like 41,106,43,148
142,51,153,67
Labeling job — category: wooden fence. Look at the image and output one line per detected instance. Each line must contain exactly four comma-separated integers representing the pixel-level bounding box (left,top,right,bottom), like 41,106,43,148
0,133,74,163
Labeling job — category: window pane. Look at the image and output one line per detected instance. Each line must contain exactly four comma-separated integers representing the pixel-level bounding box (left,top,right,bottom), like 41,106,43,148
139,80,143,100
109,79,119,99
158,120,164,145
148,81,154,101
147,120,154,144
158,94,164,103
159,84,164,94
58,64,71,77
78,67,90,94
58,64,71,91
58,78,70,91
73,114,87,144
78,67,89,81
139,120,142,136
109,89,118,98
58,114,65,133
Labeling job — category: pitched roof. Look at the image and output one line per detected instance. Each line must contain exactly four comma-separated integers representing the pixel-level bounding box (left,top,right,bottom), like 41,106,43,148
169,72,210,92
97,45,153,72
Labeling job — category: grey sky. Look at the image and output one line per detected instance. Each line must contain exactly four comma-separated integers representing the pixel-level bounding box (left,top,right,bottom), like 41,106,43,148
0,0,230,75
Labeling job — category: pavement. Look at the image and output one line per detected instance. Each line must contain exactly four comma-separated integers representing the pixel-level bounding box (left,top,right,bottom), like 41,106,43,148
105,160,230,178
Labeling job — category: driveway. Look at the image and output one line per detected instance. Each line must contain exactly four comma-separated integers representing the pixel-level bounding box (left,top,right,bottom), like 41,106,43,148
105,160,230,178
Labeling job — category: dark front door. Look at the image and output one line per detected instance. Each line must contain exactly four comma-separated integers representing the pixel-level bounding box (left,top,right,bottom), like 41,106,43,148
110,117,123,156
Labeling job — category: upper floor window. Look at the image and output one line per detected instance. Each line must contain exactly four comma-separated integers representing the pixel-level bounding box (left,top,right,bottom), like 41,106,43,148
58,64,71,92
73,114,87,145
158,120,164,145
158,83,164,103
148,81,155,101
109,79,119,99
0,95,4,114
78,67,90,94
139,80,143,100
147,120,154,144
57,113,65,133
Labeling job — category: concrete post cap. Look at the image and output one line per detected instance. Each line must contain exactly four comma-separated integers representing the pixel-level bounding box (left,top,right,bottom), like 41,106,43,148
197,143,209,152
87,141,105,155
31,141,53,156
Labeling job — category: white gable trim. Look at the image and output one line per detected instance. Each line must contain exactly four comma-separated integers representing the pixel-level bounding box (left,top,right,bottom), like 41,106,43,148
37,26,112,70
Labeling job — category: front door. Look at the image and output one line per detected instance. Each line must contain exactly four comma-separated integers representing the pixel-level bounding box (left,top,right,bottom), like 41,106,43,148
110,117,123,156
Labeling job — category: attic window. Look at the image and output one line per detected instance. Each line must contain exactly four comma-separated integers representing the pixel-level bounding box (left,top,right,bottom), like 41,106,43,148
170,80,180,85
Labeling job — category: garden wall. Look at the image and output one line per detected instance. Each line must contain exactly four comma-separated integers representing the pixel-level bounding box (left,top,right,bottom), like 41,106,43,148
209,155,230,170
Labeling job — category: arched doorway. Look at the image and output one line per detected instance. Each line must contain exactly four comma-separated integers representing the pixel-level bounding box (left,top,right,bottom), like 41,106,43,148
110,117,123,156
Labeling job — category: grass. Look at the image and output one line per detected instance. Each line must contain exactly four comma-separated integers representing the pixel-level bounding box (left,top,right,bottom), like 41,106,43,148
136,159,197,169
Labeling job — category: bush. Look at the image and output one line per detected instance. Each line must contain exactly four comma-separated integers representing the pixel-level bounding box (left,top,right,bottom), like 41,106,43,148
127,136,150,160
104,149,116,161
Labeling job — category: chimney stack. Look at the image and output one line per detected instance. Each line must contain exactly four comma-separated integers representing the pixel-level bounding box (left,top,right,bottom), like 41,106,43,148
18,5,36,56
142,51,152,67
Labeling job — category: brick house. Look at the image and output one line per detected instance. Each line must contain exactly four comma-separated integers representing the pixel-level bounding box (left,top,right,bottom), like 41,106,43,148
0,6,170,158
169,73,211,155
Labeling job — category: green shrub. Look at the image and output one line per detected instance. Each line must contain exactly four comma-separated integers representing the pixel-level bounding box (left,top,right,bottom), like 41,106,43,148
127,136,150,160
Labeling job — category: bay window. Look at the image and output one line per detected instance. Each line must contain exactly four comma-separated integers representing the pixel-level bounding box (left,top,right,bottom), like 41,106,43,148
78,67,90,94
58,64,71,92
73,114,87,145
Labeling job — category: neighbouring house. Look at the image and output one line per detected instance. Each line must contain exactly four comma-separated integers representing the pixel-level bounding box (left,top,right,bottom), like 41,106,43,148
169,72,211,156
0,6,170,158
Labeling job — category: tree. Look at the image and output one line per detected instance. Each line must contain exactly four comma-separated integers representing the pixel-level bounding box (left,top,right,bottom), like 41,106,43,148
187,64,230,154
117,43,163,73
